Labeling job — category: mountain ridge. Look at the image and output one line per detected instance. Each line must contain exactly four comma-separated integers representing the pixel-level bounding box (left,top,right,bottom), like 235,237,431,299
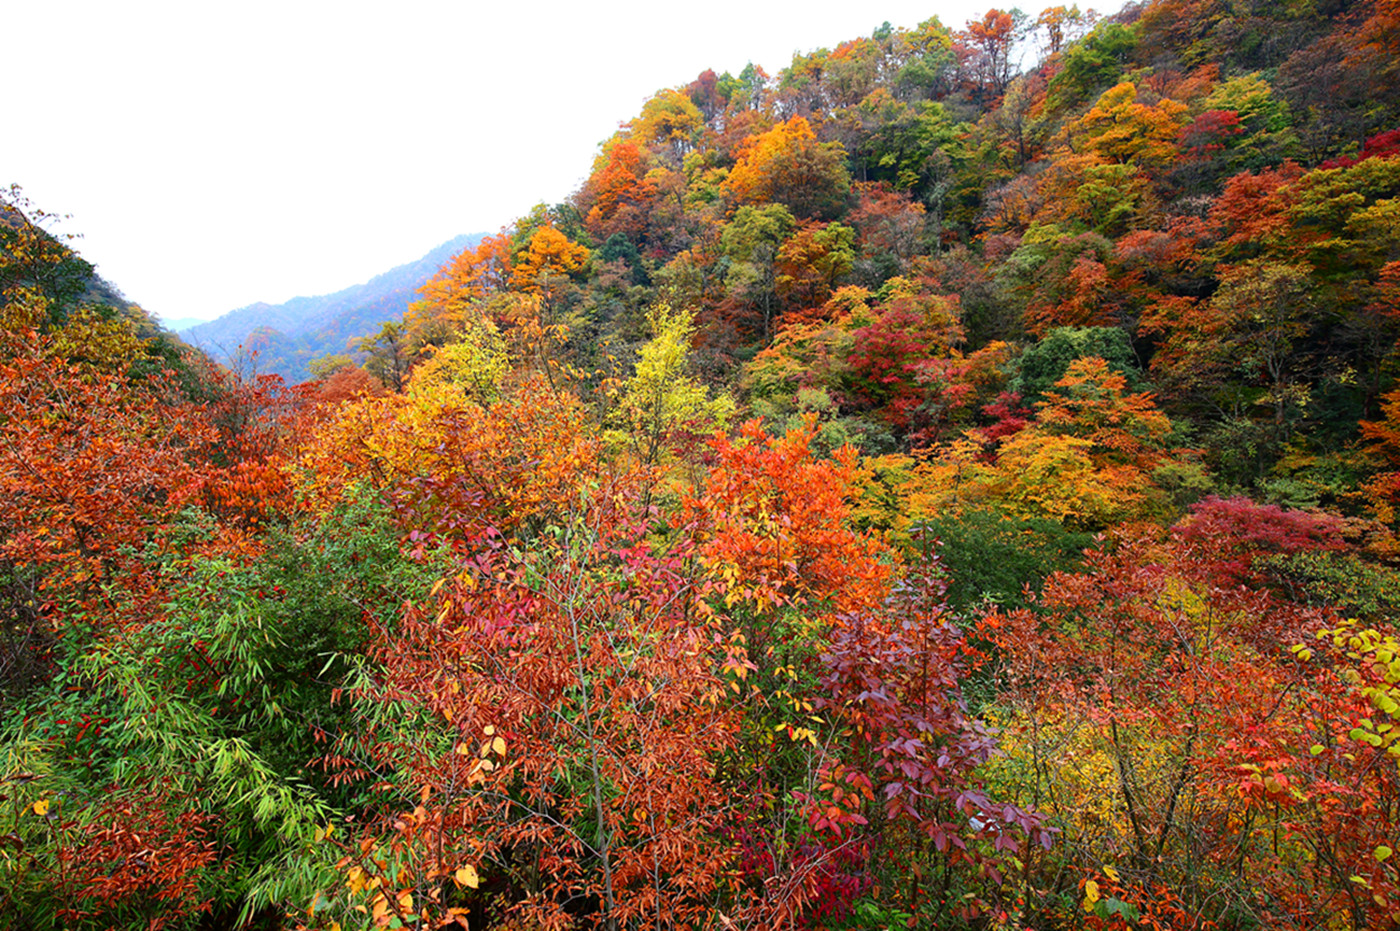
181,232,485,382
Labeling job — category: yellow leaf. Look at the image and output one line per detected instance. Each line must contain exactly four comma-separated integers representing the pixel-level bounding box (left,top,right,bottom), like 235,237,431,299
1102,865,1119,882
347,865,366,894
1377,845,1394,862
455,865,479,888
491,736,506,756
32,799,49,816
1083,879,1100,912
483,724,496,736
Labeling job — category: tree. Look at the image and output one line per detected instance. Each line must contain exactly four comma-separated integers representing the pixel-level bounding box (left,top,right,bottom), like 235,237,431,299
844,278,966,433
980,531,1310,925
1044,22,1140,113
1035,5,1093,56
352,321,413,392
983,358,1178,528
508,226,590,323
723,117,852,220
630,88,705,163
331,499,743,929
774,220,856,321
719,204,796,339
406,234,513,343
957,9,1027,104
1033,357,1173,468
1060,82,1188,170
0,185,98,323
1013,325,1144,403
848,183,927,283
0,296,209,694
1211,259,1317,432
607,302,733,470
685,416,893,623
577,139,657,244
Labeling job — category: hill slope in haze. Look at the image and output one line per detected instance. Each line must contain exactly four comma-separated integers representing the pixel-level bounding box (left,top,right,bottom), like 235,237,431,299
182,233,484,382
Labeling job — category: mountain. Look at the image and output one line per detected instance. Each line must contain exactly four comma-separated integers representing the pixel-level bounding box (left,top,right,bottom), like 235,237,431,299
182,233,484,383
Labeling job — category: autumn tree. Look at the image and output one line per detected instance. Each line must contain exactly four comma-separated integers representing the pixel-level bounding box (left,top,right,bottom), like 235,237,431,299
630,88,705,163
719,203,796,339
606,301,733,472
352,320,414,392
1060,82,1188,171
982,522,1399,929
1210,259,1317,432
328,497,744,929
509,225,590,323
723,117,852,220
774,220,856,320
0,185,99,322
577,139,658,244
847,183,927,284
957,9,1026,104
843,278,967,433
955,357,1183,529
1035,4,1093,56
406,233,513,344
0,296,208,694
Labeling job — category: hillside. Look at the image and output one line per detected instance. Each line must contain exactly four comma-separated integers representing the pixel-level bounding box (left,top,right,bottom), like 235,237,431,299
181,232,484,382
2,186,183,351
4,1,1400,929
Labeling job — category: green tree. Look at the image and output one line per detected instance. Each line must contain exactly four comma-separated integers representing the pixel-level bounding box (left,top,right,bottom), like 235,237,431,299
353,321,413,391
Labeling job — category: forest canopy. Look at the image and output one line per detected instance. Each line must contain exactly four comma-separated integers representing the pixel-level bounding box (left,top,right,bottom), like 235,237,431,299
3,0,1400,927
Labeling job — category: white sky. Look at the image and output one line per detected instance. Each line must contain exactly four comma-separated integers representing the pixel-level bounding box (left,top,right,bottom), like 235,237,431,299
9,0,1072,324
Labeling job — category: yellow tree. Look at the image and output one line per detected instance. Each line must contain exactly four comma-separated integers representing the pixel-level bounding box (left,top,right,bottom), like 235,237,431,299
509,226,590,322
630,88,705,163
1061,82,1189,170
992,357,1178,528
607,302,733,470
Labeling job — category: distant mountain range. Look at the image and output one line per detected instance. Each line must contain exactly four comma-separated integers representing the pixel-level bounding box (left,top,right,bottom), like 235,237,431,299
179,233,484,383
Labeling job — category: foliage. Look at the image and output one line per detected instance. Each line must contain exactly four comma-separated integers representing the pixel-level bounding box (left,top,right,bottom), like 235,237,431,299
922,508,1093,611
723,117,852,220
328,502,740,929
11,2,1400,925
605,301,734,468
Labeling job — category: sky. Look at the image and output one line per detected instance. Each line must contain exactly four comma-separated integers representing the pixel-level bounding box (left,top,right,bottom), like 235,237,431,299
10,0,1068,325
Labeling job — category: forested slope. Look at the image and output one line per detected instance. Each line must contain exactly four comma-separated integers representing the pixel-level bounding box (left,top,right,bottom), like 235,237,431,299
3,0,1400,928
